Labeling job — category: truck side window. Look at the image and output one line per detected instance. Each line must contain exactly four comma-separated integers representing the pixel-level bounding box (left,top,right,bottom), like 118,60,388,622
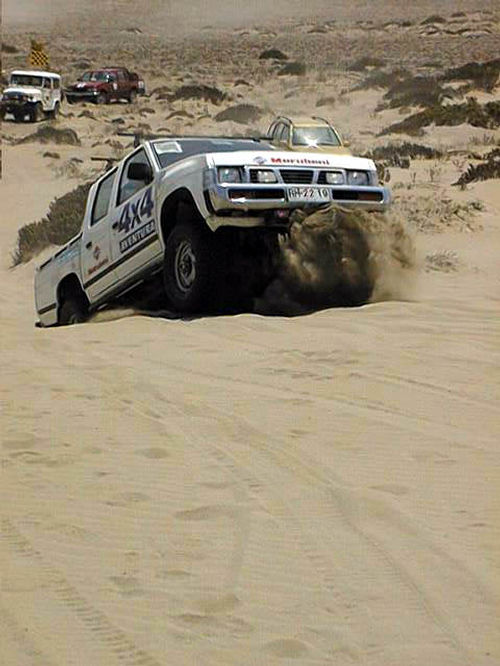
118,149,151,205
91,169,116,226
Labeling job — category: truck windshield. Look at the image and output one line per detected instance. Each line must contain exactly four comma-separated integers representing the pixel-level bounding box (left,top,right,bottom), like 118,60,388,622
292,127,341,147
10,74,43,87
80,71,111,82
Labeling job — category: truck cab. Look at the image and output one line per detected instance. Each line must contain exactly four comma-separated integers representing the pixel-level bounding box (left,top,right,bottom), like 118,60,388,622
0,70,62,122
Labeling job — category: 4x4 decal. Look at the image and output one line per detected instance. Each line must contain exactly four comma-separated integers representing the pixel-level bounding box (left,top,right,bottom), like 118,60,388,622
116,187,154,234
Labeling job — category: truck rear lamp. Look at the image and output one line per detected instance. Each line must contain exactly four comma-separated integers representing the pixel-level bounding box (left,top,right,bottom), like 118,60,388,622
218,167,242,184
325,171,344,185
347,170,369,186
255,169,277,183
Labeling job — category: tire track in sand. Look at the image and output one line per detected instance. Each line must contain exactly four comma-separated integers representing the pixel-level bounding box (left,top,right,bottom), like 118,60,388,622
0,519,162,666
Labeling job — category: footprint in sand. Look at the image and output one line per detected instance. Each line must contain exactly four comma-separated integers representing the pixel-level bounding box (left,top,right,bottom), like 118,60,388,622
262,638,310,658
109,575,145,597
136,447,169,459
175,505,235,521
371,484,409,496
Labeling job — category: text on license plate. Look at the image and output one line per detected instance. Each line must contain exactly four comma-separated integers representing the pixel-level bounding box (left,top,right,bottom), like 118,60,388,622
288,187,331,202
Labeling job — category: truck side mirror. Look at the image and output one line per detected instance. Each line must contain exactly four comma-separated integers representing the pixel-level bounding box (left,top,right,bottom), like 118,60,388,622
127,162,153,183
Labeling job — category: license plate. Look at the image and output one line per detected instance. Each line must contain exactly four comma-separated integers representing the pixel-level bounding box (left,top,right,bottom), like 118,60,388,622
288,186,331,203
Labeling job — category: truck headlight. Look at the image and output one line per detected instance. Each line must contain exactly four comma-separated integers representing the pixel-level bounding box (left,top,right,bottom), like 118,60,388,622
255,169,277,183
325,171,344,185
218,167,242,184
347,171,369,186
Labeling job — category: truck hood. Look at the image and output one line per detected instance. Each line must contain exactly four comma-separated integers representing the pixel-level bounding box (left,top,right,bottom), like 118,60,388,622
207,150,376,171
3,86,42,98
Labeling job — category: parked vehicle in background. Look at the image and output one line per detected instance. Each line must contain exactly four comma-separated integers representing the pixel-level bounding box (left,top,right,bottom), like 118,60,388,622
267,116,352,155
0,70,62,122
34,135,391,325
64,67,145,104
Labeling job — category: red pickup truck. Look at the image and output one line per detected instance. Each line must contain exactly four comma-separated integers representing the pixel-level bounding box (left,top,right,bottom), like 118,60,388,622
64,67,145,104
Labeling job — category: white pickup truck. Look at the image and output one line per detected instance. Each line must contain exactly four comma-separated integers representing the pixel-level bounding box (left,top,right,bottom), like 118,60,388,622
0,70,62,122
34,136,391,325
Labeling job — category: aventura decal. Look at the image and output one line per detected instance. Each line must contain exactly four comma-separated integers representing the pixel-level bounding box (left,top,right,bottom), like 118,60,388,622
120,220,156,253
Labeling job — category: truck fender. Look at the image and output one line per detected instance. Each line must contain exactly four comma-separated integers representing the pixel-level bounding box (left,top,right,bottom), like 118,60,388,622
159,188,207,246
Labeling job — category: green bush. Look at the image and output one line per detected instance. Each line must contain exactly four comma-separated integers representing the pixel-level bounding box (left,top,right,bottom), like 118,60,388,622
13,182,92,265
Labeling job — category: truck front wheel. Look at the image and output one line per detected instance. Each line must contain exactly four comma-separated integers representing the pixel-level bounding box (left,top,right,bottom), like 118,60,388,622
59,296,88,325
29,103,43,123
96,92,108,105
164,223,215,313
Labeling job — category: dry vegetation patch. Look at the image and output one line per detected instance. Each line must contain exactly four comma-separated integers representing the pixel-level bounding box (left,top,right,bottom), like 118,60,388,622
13,183,92,265
453,147,500,186
16,126,81,146
381,98,500,136
393,194,484,234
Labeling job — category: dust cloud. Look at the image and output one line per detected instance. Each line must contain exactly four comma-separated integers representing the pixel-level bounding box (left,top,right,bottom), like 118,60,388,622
256,206,417,315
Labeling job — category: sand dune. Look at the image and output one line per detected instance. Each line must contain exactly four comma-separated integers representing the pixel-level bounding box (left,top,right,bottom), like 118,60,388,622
1,3,500,665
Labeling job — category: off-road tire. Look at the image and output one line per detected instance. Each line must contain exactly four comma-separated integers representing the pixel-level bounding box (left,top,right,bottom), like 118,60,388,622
59,296,88,326
50,102,60,119
13,110,25,122
128,90,137,104
95,92,108,105
29,103,43,123
164,222,217,313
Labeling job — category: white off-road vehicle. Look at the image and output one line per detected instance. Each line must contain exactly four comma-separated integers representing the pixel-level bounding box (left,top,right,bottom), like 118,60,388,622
0,70,62,122
34,136,391,325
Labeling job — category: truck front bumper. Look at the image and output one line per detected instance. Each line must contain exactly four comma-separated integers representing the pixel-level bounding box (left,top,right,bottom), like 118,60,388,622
0,100,30,115
208,183,391,214
65,90,101,102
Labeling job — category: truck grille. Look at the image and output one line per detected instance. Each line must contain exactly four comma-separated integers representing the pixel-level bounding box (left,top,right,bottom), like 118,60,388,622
280,169,314,184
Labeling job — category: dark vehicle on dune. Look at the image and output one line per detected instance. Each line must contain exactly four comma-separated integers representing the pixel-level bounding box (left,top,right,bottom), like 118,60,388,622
64,67,145,105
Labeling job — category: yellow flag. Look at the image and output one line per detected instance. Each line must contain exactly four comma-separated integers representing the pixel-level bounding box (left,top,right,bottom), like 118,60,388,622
29,39,49,70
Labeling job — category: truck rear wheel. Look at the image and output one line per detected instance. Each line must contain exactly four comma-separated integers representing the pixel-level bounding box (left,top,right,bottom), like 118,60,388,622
59,296,88,325
163,222,216,313
128,90,137,104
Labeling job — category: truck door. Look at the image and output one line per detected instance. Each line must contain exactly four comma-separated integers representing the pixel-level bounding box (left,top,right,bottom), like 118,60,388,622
110,147,162,283
81,168,119,300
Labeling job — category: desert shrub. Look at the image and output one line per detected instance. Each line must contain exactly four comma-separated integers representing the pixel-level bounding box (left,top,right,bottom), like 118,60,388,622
393,194,483,233
169,84,226,105
12,182,92,265
425,250,460,272
214,103,263,124
443,59,500,93
380,98,500,135
17,126,81,146
352,68,410,92
421,15,446,25
278,61,307,76
316,95,336,108
259,49,288,60
368,142,443,162
348,56,386,71
453,150,500,186
1,43,19,53
378,76,456,110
